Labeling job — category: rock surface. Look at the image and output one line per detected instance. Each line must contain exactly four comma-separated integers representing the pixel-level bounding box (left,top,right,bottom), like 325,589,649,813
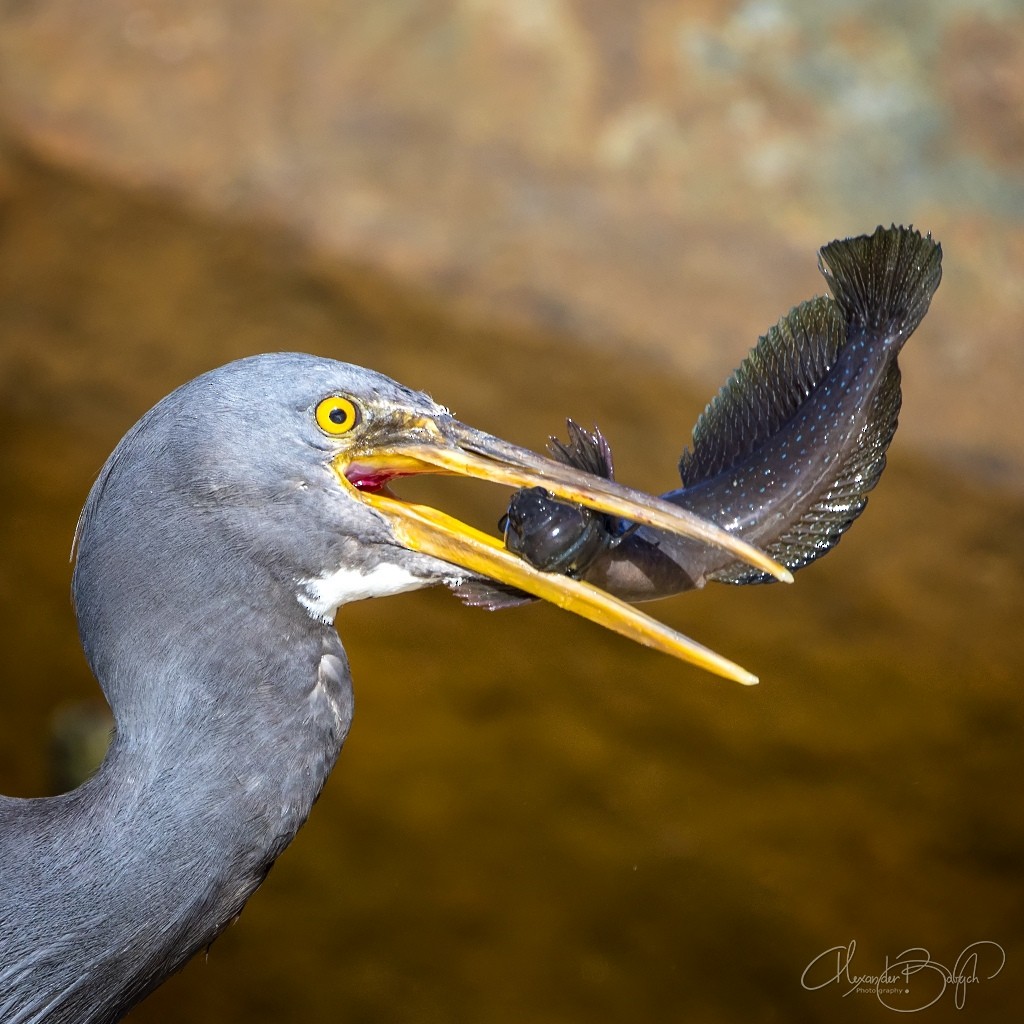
2,0,1022,486
2,0,1024,487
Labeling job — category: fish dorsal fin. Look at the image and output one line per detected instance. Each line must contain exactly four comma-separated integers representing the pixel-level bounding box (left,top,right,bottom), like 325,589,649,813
679,296,846,486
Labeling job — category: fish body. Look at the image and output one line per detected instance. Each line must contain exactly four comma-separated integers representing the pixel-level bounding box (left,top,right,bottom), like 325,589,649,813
486,225,942,605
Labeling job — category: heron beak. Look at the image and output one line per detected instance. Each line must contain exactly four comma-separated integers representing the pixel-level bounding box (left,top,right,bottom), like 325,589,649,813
335,416,792,685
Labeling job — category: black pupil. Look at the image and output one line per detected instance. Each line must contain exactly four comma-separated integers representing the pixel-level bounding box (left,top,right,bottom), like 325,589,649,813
328,405,349,425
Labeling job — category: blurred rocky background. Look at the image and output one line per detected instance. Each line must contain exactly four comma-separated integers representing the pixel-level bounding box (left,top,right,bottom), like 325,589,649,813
1,0,1022,484
1,2,1022,1023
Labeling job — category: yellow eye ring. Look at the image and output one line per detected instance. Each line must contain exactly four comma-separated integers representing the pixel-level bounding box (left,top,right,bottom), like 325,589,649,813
315,395,361,435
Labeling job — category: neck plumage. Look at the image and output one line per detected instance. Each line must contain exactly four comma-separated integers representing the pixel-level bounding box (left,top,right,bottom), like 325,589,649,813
0,607,352,1024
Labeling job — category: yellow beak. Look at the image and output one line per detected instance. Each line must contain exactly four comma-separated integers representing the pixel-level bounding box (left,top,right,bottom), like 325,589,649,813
337,417,792,685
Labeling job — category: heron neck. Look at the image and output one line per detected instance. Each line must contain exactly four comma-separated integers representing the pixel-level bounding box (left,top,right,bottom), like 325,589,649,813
0,610,352,1024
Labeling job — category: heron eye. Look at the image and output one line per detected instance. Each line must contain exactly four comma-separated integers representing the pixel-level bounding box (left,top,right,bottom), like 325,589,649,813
315,396,361,436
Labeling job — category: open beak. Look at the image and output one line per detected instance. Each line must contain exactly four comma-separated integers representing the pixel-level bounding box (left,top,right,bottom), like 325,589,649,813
336,415,792,685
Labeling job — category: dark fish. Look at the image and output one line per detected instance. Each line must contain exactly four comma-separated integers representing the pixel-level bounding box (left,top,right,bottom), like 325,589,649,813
461,224,942,608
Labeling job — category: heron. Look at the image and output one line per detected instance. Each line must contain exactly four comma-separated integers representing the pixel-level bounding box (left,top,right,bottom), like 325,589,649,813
0,224,940,1023
0,351,789,1023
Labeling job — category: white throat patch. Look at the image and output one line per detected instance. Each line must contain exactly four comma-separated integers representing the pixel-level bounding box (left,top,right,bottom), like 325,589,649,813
297,563,427,622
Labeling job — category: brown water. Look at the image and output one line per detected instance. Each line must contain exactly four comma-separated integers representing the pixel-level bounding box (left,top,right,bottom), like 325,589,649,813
1,153,1021,1022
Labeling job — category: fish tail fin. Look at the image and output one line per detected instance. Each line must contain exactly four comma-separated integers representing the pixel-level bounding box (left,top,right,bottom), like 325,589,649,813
818,224,942,349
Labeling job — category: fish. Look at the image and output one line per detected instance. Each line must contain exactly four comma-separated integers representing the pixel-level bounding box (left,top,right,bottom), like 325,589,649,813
460,224,942,608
